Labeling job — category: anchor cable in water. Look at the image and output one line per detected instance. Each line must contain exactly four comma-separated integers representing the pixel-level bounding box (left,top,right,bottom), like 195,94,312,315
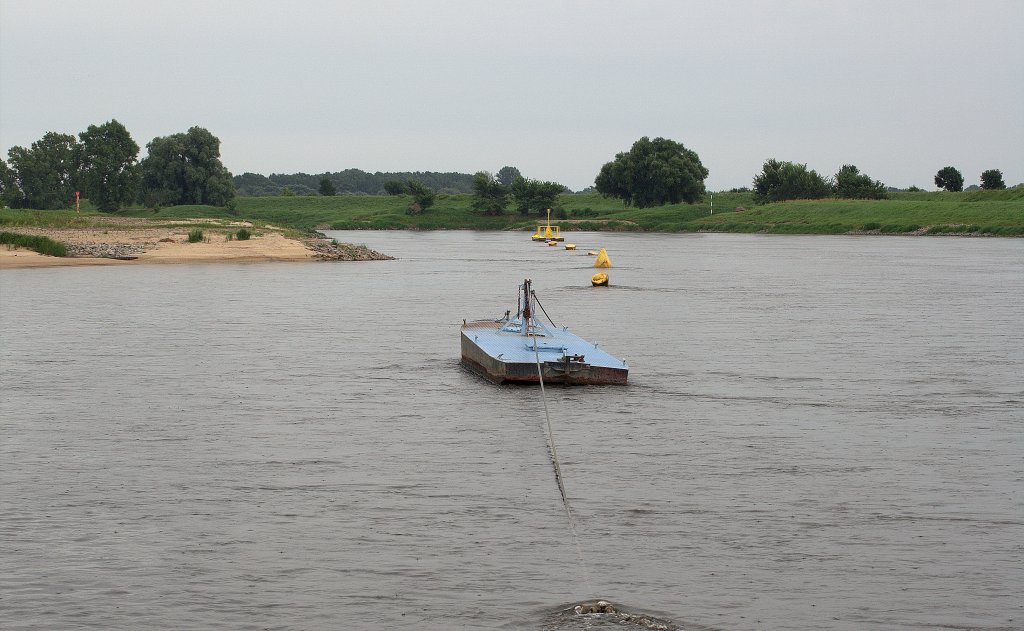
532,334,571,518
531,333,590,588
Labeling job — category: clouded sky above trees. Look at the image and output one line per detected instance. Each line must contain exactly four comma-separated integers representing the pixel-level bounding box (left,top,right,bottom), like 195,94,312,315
2,0,1021,191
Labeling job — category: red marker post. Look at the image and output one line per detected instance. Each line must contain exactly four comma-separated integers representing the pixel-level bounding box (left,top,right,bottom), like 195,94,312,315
75,191,80,213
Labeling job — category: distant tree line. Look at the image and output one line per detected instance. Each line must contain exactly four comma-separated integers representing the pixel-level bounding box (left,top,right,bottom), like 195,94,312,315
234,170,478,196
1,120,235,211
750,162,1015,203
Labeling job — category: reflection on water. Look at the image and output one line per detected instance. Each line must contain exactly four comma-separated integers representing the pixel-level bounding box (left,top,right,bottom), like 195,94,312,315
1,232,1022,630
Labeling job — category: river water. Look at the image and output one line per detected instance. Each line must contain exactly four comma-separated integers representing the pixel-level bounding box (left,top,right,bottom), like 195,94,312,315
1,231,1021,631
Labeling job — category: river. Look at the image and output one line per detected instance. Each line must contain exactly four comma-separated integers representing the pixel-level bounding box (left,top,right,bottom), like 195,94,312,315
1,231,1021,630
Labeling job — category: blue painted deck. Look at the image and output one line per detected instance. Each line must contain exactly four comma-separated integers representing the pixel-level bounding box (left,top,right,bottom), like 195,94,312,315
461,318,628,369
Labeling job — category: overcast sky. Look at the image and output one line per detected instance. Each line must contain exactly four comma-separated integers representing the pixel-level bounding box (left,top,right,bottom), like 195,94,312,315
1,0,1022,191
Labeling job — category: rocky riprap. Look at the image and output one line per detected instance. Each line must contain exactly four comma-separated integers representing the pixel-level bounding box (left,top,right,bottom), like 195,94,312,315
66,242,150,259
306,239,394,261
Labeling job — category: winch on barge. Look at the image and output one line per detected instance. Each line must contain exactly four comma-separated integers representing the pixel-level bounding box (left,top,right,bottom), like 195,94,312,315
461,279,628,385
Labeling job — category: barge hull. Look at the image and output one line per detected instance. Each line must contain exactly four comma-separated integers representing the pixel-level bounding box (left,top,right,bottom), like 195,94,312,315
461,336,627,385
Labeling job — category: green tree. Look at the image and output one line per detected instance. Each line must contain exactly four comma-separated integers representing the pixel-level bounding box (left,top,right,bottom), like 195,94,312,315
6,132,81,209
496,165,521,187
78,119,141,211
510,176,565,215
405,179,435,211
0,160,20,207
318,176,336,196
752,159,833,203
383,180,406,195
595,137,708,208
934,166,964,192
139,126,235,206
471,171,509,215
834,164,887,199
980,169,1006,190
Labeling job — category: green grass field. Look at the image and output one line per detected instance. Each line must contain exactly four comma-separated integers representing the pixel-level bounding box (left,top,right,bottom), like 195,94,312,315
6,189,1022,236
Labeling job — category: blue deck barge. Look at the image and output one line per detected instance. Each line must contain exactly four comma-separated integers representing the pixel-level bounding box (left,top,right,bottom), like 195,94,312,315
460,280,628,385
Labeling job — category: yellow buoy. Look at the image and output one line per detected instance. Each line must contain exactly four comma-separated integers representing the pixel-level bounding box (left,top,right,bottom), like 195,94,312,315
565,243,576,250
587,250,598,256
594,247,612,268
591,272,609,286
547,240,558,246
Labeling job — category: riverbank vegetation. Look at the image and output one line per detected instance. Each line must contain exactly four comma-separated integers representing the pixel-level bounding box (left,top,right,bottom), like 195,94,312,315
92,188,1021,236
1,231,68,256
3,189,1020,236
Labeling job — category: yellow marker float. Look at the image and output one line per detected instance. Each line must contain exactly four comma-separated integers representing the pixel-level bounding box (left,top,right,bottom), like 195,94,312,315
593,247,612,268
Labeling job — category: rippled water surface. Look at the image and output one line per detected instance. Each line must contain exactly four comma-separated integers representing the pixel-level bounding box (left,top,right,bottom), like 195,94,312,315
2,232,1022,631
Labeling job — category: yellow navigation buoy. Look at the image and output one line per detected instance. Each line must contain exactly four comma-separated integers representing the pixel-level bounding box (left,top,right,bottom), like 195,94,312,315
547,239,558,246
532,208,564,241
591,272,609,286
593,247,612,268
587,250,598,256
565,243,576,250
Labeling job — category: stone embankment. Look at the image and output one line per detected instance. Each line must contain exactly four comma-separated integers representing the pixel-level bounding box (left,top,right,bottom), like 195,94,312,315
65,242,150,259
305,239,395,261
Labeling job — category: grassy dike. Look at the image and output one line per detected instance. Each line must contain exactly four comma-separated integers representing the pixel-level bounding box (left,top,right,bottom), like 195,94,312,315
7,189,1022,236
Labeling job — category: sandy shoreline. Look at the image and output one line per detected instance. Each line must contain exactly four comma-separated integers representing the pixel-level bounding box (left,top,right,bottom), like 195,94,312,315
0,219,391,269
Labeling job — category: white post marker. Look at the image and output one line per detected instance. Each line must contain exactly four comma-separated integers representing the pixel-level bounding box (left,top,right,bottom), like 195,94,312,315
710,193,713,215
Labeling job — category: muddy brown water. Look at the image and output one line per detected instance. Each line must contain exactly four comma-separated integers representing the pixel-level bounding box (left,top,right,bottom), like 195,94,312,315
2,231,1021,630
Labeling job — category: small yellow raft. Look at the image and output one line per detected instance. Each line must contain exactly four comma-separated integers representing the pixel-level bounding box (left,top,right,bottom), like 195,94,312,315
591,272,609,286
565,243,576,250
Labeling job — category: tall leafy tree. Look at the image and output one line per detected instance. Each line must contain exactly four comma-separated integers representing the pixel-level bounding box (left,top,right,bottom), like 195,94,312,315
834,164,887,199
509,176,565,215
6,132,81,209
140,126,235,206
980,169,1006,190
595,137,708,208
78,119,141,211
470,171,508,216
934,166,964,192
752,159,833,203
496,166,522,187
0,159,20,208
318,176,336,196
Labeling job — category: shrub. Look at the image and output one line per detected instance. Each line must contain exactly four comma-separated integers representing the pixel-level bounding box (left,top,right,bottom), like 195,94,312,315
236,228,251,240
187,228,204,243
753,159,833,203
835,165,887,199
0,231,68,256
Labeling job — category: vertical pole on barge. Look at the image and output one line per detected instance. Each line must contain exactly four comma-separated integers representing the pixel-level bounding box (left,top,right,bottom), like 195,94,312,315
521,278,532,336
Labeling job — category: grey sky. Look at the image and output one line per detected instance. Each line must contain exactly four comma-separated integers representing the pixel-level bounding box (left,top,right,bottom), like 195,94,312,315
2,0,1022,191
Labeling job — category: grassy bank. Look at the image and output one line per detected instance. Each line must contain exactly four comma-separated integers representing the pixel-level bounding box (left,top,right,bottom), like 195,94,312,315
8,189,1022,236
228,189,1022,236
1,231,68,256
